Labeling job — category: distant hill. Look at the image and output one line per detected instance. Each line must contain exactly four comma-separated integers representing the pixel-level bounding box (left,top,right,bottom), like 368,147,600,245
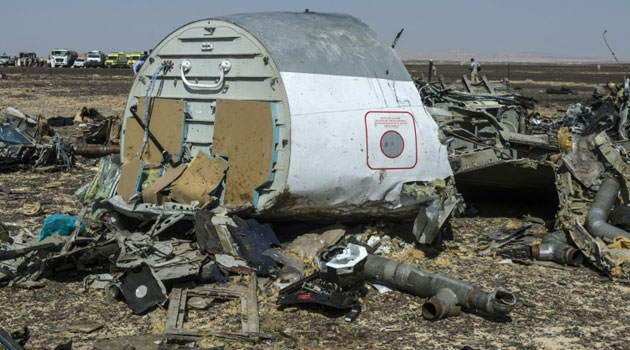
397,50,630,64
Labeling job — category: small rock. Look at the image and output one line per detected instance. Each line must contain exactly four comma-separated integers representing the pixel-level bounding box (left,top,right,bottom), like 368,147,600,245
67,320,103,333
187,296,213,310
521,300,535,307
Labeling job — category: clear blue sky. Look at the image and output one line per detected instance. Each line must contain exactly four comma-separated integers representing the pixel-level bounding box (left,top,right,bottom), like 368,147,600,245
1,0,628,58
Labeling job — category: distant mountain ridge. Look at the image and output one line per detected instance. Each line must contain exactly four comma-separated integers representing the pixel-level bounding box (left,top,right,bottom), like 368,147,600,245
397,50,630,63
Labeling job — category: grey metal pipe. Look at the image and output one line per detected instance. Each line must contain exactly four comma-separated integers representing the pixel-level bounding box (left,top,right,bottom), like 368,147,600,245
75,145,120,156
364,254,516,320
0,328,23,350
585,178,630,242
531,231,583,266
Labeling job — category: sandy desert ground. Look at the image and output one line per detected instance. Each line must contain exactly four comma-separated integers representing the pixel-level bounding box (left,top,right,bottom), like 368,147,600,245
0,64,628,350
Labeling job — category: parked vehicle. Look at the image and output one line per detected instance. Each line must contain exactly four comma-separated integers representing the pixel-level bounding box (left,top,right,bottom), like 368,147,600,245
126,52,142,68
19,52,37,66
85,50,106,68
0,55,15,66
72,58,86,68
105,52,127,68
51,49,78,67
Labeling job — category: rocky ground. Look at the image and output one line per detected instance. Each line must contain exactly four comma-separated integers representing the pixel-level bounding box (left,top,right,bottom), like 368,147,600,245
0,65,628,350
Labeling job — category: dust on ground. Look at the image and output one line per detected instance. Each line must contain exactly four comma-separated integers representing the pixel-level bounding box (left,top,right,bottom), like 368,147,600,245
0,65,628,350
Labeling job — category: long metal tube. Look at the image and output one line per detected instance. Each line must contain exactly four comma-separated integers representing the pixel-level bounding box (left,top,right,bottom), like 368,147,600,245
0,328,23,350
586,178,630,242
531,231,583,266
363,254,516,320
75,145,120,156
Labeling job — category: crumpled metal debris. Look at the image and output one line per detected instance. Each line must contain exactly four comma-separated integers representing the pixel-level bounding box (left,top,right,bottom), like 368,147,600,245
416,75,560,222
555,131,630,282
0,137,74,171
0,107,74,171
1,107,48,142
416,74,630,282
564,79,630,139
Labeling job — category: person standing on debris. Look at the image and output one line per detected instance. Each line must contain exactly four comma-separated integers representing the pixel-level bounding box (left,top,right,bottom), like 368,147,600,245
49,56,55,68
470,58,481,84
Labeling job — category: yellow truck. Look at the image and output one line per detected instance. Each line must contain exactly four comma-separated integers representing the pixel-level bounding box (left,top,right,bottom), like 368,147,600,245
126,52,142,68
104,52,127,68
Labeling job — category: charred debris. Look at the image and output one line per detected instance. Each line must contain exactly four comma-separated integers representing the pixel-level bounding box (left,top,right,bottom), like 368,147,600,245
416,72,630,281
1,12,630,349
0,105,121,172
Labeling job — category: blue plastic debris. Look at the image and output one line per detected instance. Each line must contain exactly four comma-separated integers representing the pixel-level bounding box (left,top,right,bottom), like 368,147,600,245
0,124,31,144
38,214,85,241
208,263,229,282
228,219,280,276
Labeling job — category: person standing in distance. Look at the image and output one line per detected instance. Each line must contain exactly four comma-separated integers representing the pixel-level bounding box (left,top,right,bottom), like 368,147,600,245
470,58,481,84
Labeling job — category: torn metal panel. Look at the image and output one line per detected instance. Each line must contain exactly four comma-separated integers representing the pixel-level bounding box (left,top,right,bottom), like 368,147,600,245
169,151,227,207
210,214,241,255
0,125,32,144
118,262,168,314
449,149,500,174
117,158,143,203
83,273,115,291
594,132,630,184
478,224,534,257
107,195,197,219
214,253,252,274
123,98,186,166
412,196,441,244
499,131,555,151
115,233,204,282
561,147,604,189
262,249,304,283
142,163,186,204
194,210,223,252
285,225,346,262
570,222,630,283
147,214,186,237
213,99,274,208
1,107,45,142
